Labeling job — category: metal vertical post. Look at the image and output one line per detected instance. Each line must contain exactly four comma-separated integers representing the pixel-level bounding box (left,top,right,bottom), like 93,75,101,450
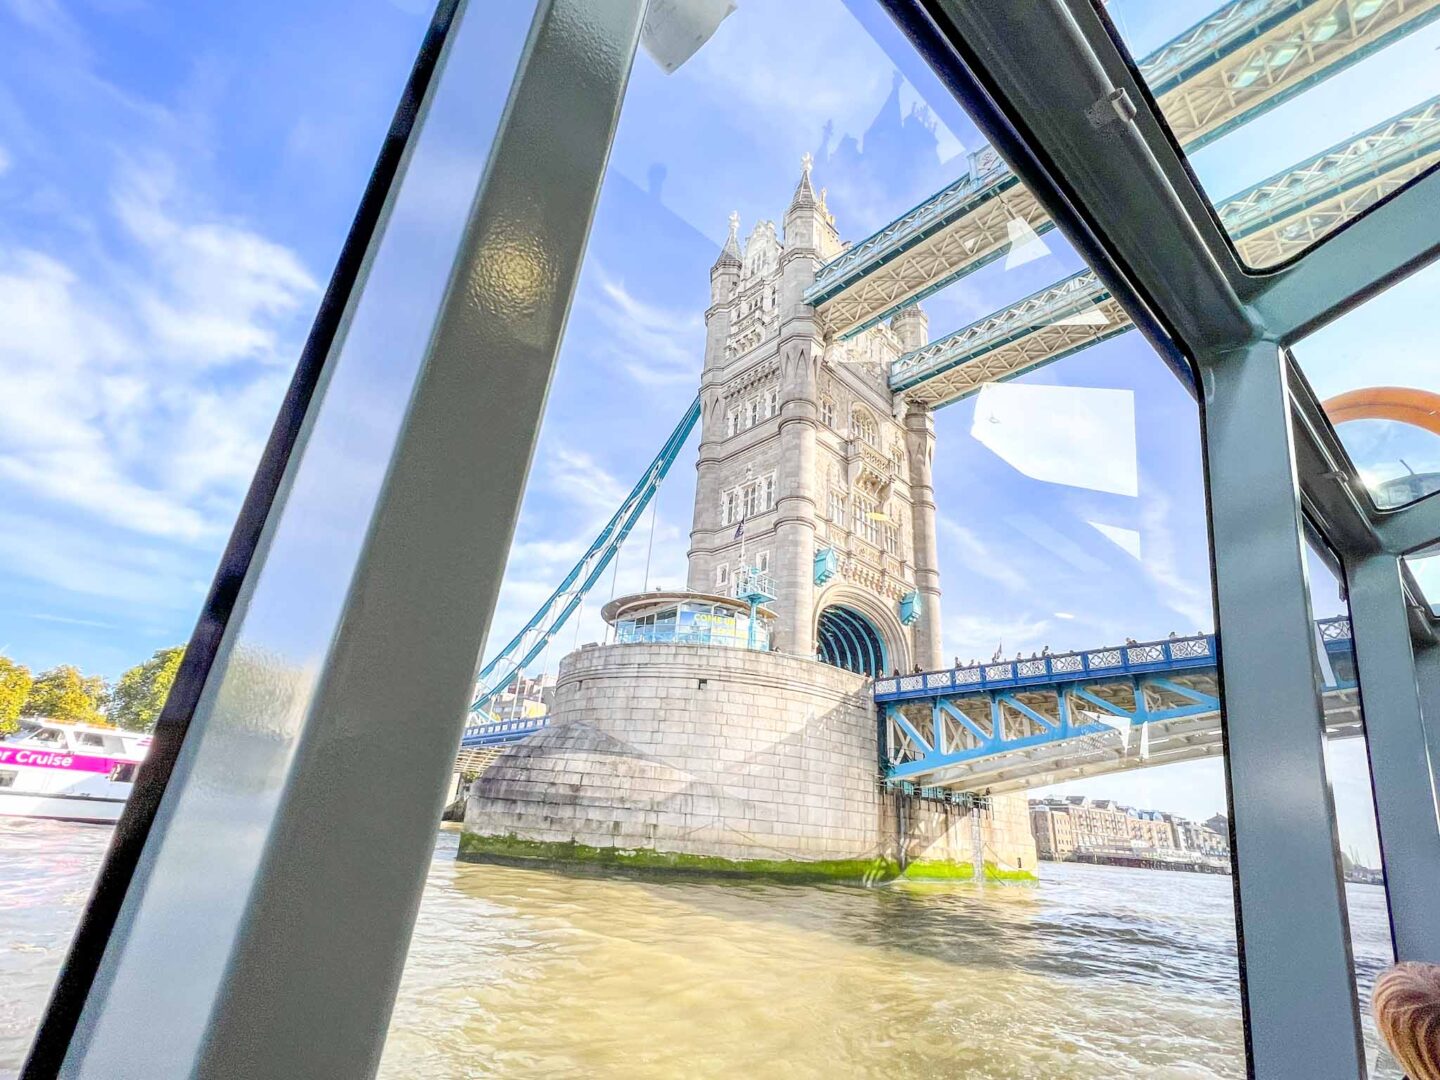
40,2,646,1078
1344,554,1440,958
1199,341,1366,1078
1417,641,1440,805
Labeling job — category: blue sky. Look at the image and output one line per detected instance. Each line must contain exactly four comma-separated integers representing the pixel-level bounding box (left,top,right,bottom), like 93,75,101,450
3,0,1429,863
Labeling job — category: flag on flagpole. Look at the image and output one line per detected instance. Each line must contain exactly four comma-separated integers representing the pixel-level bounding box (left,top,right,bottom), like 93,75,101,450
733,520,744,540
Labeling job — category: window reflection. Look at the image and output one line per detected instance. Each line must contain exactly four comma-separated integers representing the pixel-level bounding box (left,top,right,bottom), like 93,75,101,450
1106,0,1440,267
1292,257,1440,509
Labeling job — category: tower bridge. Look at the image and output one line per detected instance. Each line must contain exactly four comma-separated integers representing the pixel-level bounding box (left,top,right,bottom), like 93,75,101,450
890,93,1440,409
461,0,1436,882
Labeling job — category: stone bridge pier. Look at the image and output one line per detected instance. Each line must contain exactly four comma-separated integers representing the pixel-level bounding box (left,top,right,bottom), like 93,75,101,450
462,642,1036,881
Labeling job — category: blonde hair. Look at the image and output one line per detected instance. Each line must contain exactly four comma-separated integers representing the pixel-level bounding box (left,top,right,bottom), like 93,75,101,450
1373,962,1440,1080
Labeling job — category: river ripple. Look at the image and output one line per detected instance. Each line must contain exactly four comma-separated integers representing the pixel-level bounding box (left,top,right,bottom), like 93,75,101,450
0,821,1400,1078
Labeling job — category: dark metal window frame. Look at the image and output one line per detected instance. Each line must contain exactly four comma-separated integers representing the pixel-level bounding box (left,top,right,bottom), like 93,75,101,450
885,2,1440,1077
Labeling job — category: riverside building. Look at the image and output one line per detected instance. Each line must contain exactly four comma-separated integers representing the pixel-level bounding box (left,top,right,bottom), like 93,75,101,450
1029,797,1229,864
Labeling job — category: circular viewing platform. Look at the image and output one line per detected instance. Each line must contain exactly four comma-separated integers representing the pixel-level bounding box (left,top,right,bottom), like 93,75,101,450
600,590,776,651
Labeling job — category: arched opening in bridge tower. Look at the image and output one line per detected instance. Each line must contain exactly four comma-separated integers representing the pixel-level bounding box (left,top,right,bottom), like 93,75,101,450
816,605,888,677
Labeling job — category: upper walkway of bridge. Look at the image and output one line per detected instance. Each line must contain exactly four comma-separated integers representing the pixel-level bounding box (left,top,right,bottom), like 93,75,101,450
874,618,1354,703
804,0,1440,342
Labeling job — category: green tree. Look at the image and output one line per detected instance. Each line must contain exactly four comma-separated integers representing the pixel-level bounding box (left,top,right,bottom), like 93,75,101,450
0,655,33,736
27,665,109,726
108,646,185,733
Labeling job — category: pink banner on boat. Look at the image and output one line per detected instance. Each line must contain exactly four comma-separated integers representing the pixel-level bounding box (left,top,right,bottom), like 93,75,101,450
0,748,115,773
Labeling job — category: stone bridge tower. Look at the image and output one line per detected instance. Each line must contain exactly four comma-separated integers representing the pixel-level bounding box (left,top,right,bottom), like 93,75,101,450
463,164,1037,884
688,158,944,673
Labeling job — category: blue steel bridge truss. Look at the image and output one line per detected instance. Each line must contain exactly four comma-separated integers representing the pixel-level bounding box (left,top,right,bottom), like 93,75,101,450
874,619,1360,793
457,397,700,748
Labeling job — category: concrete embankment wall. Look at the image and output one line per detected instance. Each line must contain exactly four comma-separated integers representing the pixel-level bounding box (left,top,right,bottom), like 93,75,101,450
462,642,1036,880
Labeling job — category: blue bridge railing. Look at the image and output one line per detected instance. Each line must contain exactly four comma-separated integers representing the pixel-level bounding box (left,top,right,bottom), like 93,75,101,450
459,715,549,749
874,618,1352,702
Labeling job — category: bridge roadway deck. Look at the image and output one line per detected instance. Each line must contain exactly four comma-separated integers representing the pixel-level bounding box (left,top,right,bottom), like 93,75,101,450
460,714,549,749
873,620,1359,794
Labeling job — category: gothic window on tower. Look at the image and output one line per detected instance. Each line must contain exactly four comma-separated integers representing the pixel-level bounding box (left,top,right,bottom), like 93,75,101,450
755,551,770,574
884,521,899,556
765,387,778,419
827,489,847,528
726,409,738,438
820,398,835,428
747,397,761,427
851,408,877,447
854,495,879,545
721,489,741,526
762,473,775,510
743,481,760,518
715,563,729,589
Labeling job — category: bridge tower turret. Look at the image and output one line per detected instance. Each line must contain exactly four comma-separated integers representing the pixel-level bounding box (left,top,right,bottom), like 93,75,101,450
692,213,745,554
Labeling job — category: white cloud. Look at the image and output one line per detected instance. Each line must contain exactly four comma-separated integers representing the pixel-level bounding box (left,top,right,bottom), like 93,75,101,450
587,268,703,386
28,612,115,629
482,440,694,673
0,509,206,610
0,159,316,577
546,446,630,514
1004,512,1110,576
943,611,1054,664
112,159,317,367
690,2,895,168
679,0,964,237
937,512,1029,593
1137,482,1215,632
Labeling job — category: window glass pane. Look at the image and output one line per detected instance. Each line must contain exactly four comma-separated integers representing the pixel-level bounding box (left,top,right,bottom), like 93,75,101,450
1290,257,1440,508
0,0,433,1065
1307,545,1403,1078
6,0,1391,1075
1405,549,1440,615
1105,0,1440,268
376,2,1256,1076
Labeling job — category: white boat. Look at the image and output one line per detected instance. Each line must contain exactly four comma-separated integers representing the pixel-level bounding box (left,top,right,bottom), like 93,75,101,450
0,717,150,824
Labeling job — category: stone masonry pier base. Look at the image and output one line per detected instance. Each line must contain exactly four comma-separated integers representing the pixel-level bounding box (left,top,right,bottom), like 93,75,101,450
462,643,1036,881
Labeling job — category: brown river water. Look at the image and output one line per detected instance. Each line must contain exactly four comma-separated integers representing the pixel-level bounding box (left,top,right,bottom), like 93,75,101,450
0,820,1400,1078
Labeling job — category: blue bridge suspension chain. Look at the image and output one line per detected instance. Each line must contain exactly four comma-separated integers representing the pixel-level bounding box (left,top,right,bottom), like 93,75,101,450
463,396,701,731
